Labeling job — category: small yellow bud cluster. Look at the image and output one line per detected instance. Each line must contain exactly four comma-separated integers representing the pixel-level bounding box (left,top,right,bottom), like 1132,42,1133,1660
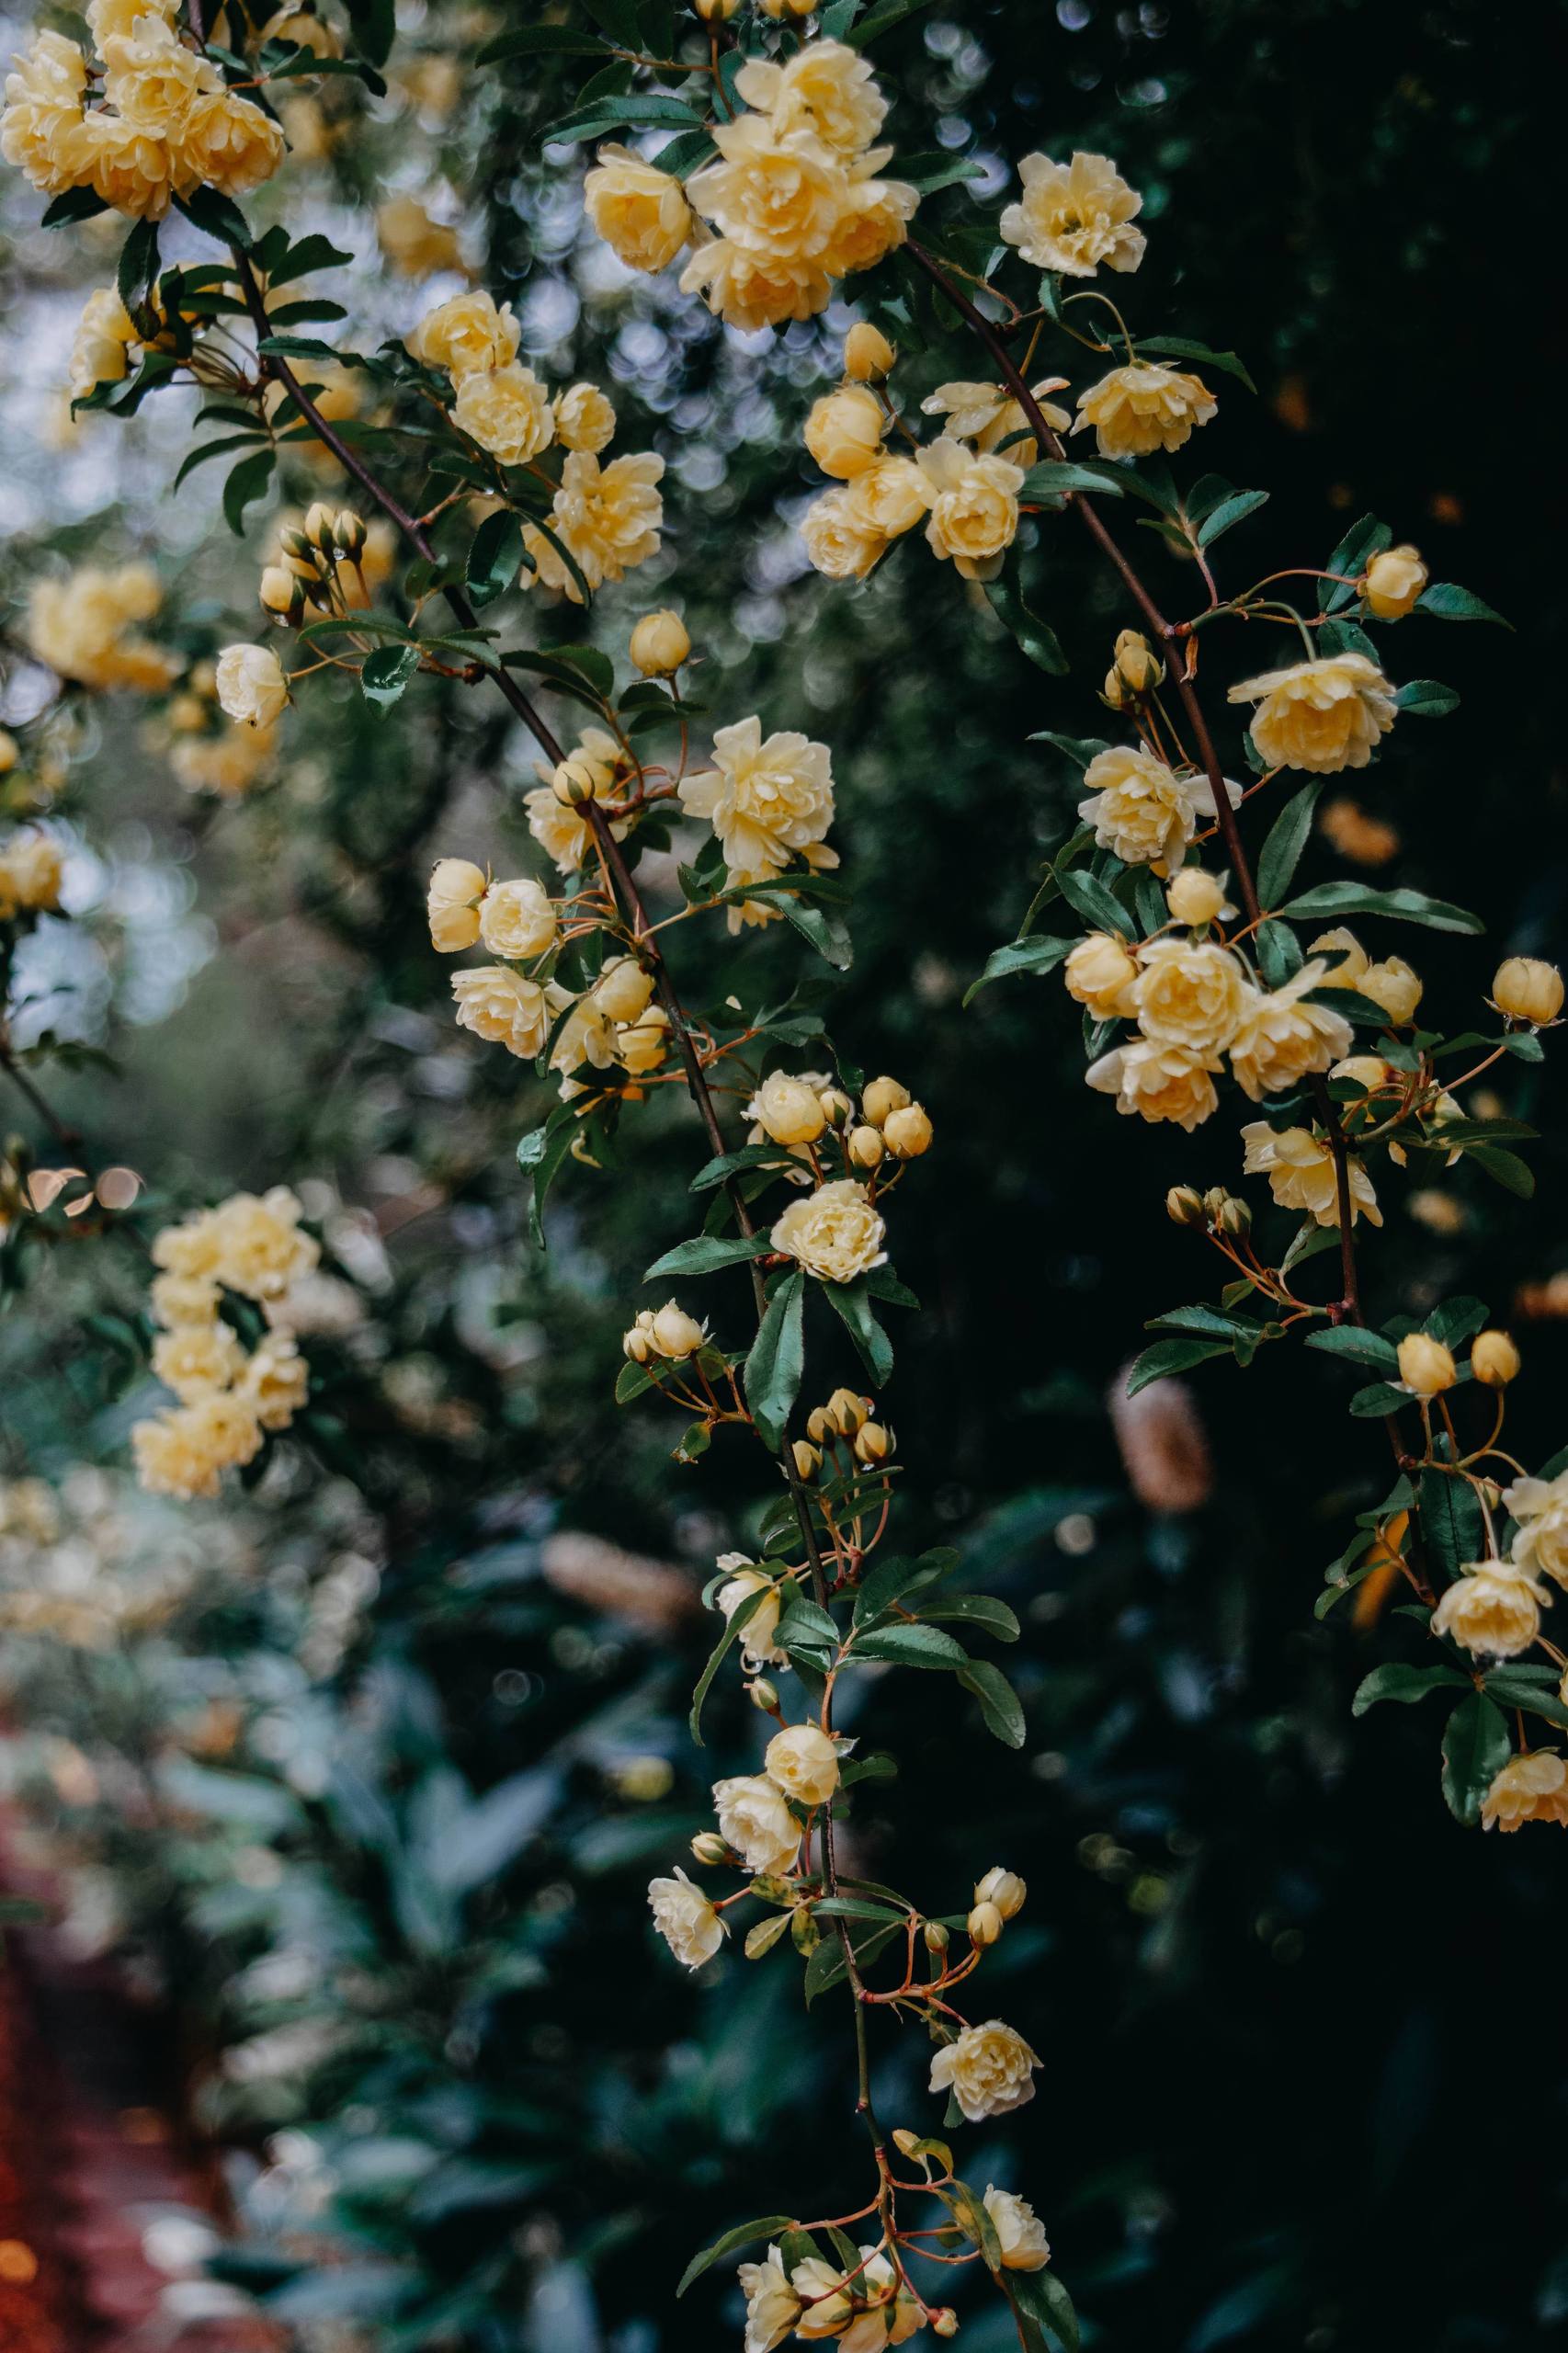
795,1387,894,1478
624,1300,709,1365
261,506,374,625
1102,627,1165,711
848,1074,933,1169
967,1865,1027,1948
1166,1183,1250,1241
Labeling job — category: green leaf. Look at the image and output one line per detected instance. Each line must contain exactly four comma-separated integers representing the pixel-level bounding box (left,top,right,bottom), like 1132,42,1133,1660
1255,917,1303,987
1123,1336,1231,1396
802,1919,901,2004
744,1270,805,1452
1426,1295,1491,1347
1196,488,1268,545
173,184,254,248
466,511,525,608
1418,1469,1484,1580
837,1752,898,1788
773,1597,839,1668
1481,1672,1568,1730
1279,882,1483,936
360,642,422,713
1415,581,1510,628
744,1912,792,1959
1017,458,1127,503
1319,515,1391,612
1351,1663,1469,1717
962,936,1074,1006
517,1110,577,1248
919,1593,1019,1643
690,1143,805,1192
676,2214,798,2299
643,1233,770,1279
1349,1380,1408,1417
1441,1693,1511,1828
846,0,940,45
1137,334,1256,392
40,186,111,226
688,1586,769,1745
822,1278,893,1385
172,429,270,490
1303,1326,1399,1372
1012,2268,1081,2353
853,1551,951,1625
851,1622,969,1670
222,447,276,535
1395,678,1460,717
898,150,988,194
1256,781,1323,908
814,1895,905,1924
1466,1143,1535,1199
541,91,708,143
957,1660,1027,1748
984,576,1068,675
1056,868,1131,938
117,216,161,337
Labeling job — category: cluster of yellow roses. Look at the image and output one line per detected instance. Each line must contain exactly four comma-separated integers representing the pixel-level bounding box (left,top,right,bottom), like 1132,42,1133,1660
131,1189,316,1503
583,38,915,333
407,291,663,604
1,0,284,221
25,561,176,694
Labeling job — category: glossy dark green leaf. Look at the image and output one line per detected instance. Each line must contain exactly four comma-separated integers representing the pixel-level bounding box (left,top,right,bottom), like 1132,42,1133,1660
1440,1692,1510,1827
744,1270,805,1452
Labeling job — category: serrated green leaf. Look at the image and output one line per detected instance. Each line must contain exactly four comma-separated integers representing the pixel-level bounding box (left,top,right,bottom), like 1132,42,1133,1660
744,1270,805,1452
1441,1692,1511,1827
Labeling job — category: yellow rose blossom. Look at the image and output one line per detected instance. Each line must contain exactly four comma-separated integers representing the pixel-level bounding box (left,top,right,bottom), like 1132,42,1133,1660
1078,745,1234,872
733,39,887,158
27,565,176,692
376,192,462,276
629,609,689,676
678,716,835,889
770,1178,886,1283
919,375,1070,471
818,158,917,275
215,642,288,730
582,143,692,273
647,1868,726,1968
687,113,846,260
928,2018,1040,2121
803,383,886,479
1504,1472,1568,1589
241,1331,309,1431
1075,360,1217,459
426,857,486,952
916,438,1023,579
1359,543,1427,620
764,1722,840,1805
711,1772,799,1873
679,239,833,331
553,381,617,454
1482,1752,1568,1833
983,2188,1051,2271
176,85,285,198
1226,960,1354,1099
1430,1562,1546,1660
1063,931,1138,1019
1131,939,1249,1056
0,831,64,918
1227,653,1397,773
211,1188,318,1300
406,289,521,378
68,287,137,399
1000,149,1145,276
737,2247,801,2352
150,1323,247,1404
132,1392,263,1501
453,361,555,465
1085,1039,1219,1131
0,30,91,199
1492,957,1563,1027
451,967,557,1059
1241,1121,1381,1225
799,487,888,580
522,450,665,603
842,455,929,540
477,876,557,961
747,1072,829,1147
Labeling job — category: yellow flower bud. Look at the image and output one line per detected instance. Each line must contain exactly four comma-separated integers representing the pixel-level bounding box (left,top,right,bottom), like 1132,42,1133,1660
803,384,886,481
623,1317,654,1364
1492,957,1564,1027
924,1920,949,1953
630,608,690,676
968,1900,1004,1946
862,1075,910,1128
973,1866,1026,1919
690,1830,732,1866
651,1302,706,1359
844,323,895,382
749,1677,780,1712
1165,868,1225,927
847,1125,885,1169
1216,1196,1251,1240
1165,1185,1206,1228
1471,1330,1520,1387
933,2311,960,2339
817,1086,854,1127
692,0,736,15
552,755,597,805
334,509,368,558
303,501,337,551
825,1387,868,1434
1396,1331,1457,1396
1359,543,1427,621
853,1420,892,1465
792,1438,822,1479
1358,956,1423,1026
258,564,301,617
882,1103,933,1160
805,1406,831,1444
1102,627,1165,709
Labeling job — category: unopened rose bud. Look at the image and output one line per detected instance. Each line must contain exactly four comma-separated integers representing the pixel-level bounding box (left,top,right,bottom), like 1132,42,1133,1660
853,1421,892,1465
806,1406,831,1443
693,0,736,16
552,756,597,805
1471,1329,1520,1387
1166,868,1224,927
848,1125,884,1169
973,1866,1026,1919
882,1103,933,1159
932,2311,959,2339
844,322,895,382
651,1302,706,1359
1397,1331,1457,1396
630,608,690,676
690,1831,731,1866
792,1438,821,1479
923,1920,949,1954
279,527,314,562
1360,542,1427,621
1492,956,1564,1027
334,509,368,557
818,1086,853,1128
1359,956,1423,1026
967,1901,1004,1946
749,1677,780,1712
623,1320,653,1364
1103,627,1165,708
259,564,301,617
303,500,337,551
825,1386,868,1434
790,1905,821,1954
1201,1187,1230,1222
1166,1185,1205,1228
1479,1477,1503,1513
862,1075,911,1128
1217,1197,1251,1240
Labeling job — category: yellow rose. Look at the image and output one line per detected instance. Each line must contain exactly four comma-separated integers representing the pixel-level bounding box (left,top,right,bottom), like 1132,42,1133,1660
764,1722,840,1804
406,289,521,377
451,967,555,1058
841,454,928,540
1471,1330,1520,1388
553,381,617,453
212,1188,318,1300
844,322,894,381
678,716,835,882
1492,957,1563,1026
799,487,887,580
1430,1562,1545,1660
1241,1121,1381,1226
590,956,654,1024
919,378,1068,472
151,1322,246,1403
582,142,692,272
737,2249,801,2352
803,383,885,479
1226,961,1353,1099
748,1072,829,1147
1227,653,1397,774
176,86,285,197
241,1331,309,1430
711,1772,799,1873
1078,745,1231,871
68,285,137,399
101,14,206,139
1503,1472,1568,1588
629,609,689,676
0,830,63,918
733,39,888,158
375,193,462,277
215,642,288,729
1396,1332,1456,1395
770,1178,886,1283
453,361,555,464
687,113,846,259
77,109,175,217
1131,939,1248,1056
928,2018,1040,2121
1075,360,1216,458
1482,1751,1568,1832
1085,1039,1218,1131
647,1868,726,1968
983,2187,1051,2271
916,438,1023,580
1165,867,1226,926
818,160,916,276
1000,149,1145,277
1064,930,1138,1018
1359,543,1427,620
523,450,665,602
1358,955,1423,1025
478,876,557,961
616,1005,670,1076
679,238,832,331
716,1558,790,1669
